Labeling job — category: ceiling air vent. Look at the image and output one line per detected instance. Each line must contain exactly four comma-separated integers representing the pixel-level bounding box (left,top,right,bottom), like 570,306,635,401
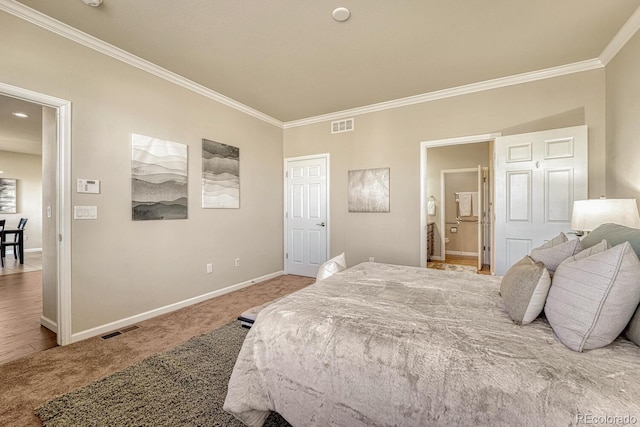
331,118,354,134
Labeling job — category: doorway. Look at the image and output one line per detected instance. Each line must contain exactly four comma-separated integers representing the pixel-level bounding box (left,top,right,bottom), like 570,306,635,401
283,154,330,277
439,167,490,272
0,81,72,346
420,133,499,272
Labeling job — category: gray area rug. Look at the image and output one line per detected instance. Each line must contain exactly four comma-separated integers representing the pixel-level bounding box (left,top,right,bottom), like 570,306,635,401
35,323,291,426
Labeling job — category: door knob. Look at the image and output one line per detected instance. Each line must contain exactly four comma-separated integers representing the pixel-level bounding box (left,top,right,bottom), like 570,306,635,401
317,222,326,227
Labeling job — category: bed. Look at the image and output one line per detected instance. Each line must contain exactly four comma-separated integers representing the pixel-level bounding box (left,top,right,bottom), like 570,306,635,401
223,261,640,426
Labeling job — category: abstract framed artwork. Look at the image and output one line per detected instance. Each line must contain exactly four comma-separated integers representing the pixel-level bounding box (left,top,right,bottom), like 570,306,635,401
348,167,390,213
202,139,239,209
131,133,188,220
0,178,17,213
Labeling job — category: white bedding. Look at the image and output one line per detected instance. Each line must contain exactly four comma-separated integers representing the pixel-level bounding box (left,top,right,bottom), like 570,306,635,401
223,262,640,426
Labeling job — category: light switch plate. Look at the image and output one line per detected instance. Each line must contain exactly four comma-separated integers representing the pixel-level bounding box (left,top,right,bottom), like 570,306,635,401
74,205,98,220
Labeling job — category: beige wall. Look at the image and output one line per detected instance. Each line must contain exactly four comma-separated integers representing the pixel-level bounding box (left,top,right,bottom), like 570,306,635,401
284,70,606,267
0,12,284,334
605,29,640,199
0,150,42,250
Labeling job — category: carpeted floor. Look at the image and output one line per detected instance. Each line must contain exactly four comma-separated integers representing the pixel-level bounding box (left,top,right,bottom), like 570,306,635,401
0,274,314,427
35,323,291,426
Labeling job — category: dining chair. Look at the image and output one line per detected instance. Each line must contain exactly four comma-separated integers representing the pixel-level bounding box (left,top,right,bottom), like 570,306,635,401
0,219,5,268
0,218,27,266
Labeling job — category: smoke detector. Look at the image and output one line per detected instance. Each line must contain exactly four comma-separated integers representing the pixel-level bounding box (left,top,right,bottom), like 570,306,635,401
81,0,103,6
332,7,350,22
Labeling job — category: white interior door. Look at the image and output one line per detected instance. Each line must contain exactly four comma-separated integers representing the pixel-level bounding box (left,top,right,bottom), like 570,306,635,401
285,156,329,277
494,125,588,275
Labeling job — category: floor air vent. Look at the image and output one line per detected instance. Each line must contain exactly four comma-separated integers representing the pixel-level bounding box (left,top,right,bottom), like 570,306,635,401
331,118,354,134
101,325,140,340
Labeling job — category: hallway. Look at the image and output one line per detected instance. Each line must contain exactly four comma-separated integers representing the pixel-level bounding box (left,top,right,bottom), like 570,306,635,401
0,253,56,364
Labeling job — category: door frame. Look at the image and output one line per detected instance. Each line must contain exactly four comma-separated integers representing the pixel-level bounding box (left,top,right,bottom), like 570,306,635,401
283,153,331,274
419,133,501,269
0,81,72,345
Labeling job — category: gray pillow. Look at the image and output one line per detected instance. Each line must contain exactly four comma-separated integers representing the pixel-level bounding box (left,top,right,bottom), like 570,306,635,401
626,307,640,346
500,256,551,325
544,242,640,352
582,222,640,259
530,233,583,275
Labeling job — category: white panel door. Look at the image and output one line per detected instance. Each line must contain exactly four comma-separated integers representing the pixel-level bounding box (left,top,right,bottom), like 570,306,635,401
494,125,587,275
286,157,328,277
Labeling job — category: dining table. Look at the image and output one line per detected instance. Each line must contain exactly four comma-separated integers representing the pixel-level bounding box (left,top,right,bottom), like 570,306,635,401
3,228,24,264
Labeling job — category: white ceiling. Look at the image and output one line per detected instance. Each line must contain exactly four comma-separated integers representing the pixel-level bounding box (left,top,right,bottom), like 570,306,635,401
2,0,640,143
0,94,42,156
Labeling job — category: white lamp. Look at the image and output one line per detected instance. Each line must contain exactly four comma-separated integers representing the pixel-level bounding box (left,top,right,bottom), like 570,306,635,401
571,198,640,235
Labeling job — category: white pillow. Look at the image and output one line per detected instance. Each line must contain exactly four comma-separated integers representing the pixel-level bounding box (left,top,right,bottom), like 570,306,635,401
544,242,640,351
316,252,347,281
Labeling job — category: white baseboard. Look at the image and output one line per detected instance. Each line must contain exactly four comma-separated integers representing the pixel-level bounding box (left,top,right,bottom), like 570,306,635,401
3,248,42,255
445,251,479,257
40,315,58,333
70,270,285,343
429,256,445,261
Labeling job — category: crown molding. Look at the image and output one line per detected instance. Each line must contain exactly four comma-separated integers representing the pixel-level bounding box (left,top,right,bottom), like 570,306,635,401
0,0,283,128
599,5,640,65
283,59,604,129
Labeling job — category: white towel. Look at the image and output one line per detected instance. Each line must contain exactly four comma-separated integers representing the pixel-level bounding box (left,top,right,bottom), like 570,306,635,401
471,192,479,217
427,197,436,216
458,193,472,217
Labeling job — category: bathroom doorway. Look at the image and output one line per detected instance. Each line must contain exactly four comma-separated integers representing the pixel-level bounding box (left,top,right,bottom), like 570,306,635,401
439,167,490,273
422,138,493,274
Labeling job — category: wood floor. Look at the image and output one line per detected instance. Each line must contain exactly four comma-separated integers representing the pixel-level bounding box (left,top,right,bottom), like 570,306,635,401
0,253,56,364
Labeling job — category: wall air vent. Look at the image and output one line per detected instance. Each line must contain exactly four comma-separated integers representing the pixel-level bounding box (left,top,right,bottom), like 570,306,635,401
331,118,354,134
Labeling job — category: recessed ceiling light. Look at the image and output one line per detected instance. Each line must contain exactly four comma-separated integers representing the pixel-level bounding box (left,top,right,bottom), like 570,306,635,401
12,112,29,118
81,0,103,6
332,7,351,22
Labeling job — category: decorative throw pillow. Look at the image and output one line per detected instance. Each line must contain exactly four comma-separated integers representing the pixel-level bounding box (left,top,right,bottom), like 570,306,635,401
562,239,610,262
544,242,640,352
530,233,582,276
581,222,640,259
500,256,551,325
626,306,640,346
316,252,347,281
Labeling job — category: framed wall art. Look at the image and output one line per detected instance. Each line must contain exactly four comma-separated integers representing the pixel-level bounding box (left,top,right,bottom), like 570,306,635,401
348,167,390,213
131,134,188,220
202,139,239,209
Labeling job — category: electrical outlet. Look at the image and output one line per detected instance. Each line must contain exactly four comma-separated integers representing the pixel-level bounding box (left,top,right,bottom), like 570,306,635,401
369,257,374,262
234,258,240,267
206,263,213,274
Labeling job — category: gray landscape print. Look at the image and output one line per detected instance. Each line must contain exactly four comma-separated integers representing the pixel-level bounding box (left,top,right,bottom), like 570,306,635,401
132,134,188,220
202,139,239,209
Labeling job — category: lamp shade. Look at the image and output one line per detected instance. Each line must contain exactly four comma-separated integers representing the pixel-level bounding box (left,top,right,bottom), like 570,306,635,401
571,199,640,232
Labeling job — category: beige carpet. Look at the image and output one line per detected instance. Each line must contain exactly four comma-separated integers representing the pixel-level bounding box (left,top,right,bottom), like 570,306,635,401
0,274,314,427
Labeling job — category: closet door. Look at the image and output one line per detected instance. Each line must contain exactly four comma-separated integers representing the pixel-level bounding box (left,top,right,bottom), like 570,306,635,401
493,125,587,275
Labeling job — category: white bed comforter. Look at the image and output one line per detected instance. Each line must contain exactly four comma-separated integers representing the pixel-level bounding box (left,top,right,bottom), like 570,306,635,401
223,262,640,426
